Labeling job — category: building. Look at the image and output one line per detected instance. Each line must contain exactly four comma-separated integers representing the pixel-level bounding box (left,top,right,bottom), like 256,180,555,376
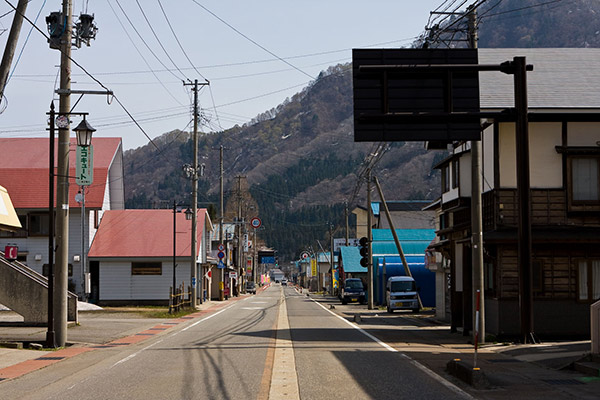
87,209,212,305
0,137,124,297
429,49,600,338
354,200,435,239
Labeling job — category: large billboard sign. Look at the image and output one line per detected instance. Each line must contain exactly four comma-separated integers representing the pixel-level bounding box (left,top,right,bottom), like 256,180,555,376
353,48,481,142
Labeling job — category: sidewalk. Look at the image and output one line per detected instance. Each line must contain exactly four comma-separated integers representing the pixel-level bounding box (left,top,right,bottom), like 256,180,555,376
308,292,600,400
0,288,265,381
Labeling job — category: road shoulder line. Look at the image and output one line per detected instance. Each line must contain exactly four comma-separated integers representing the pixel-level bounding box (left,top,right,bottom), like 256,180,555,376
309,297,473,400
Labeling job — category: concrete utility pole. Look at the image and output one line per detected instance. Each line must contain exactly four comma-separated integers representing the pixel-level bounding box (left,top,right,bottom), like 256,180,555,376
183,79,208,307
330,224,334,295
55,0,73,348
366,169,374,310
344,202,349,246
373,176,423,310
0,0,28,100
468,6,485,344
219,145,224,301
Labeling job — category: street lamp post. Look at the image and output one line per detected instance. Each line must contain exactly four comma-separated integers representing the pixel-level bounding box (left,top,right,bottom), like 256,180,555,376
171,202,192,313
74,117,94,302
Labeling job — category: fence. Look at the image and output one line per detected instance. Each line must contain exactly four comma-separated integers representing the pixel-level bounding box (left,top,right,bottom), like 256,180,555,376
169,282,191,314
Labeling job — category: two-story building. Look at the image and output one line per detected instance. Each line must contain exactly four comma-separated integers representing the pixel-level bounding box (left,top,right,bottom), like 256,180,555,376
0,137,124,299
430,49,600,338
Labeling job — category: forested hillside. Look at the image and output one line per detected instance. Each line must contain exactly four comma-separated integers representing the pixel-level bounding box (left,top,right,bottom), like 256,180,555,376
124,0,599,260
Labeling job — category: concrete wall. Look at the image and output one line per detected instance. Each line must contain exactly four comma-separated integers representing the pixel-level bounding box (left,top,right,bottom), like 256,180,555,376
0,256,77,323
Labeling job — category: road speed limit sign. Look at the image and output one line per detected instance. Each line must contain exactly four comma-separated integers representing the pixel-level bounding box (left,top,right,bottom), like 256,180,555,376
250,217,262,229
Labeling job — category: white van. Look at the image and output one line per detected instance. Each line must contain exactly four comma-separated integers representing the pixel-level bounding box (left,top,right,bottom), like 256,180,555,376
386,276,419,313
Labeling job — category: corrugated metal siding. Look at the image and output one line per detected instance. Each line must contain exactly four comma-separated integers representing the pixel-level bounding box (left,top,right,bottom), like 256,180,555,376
99,260,192,300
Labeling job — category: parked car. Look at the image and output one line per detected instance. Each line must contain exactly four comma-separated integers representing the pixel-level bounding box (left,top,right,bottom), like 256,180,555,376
339,278,366,305
386,276,419,313
246,281,256,294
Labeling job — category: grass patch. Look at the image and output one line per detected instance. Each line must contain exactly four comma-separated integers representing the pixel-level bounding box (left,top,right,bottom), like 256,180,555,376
84,306,196,319
145,308,196,319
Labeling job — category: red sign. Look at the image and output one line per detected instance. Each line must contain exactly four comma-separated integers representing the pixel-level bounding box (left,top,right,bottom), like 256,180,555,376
4,245,17,261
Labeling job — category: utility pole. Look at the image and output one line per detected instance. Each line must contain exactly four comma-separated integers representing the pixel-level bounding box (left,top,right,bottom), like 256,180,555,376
344,202,349,246
366,169,374,310
219,145,224,301
468,5,485,344
183,79,208,307
54,0,73,348
329,224,334,295
0,0,28,99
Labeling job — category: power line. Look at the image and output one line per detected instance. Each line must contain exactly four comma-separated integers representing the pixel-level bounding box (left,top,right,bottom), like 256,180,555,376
135,0,188,81
113,0,185,82
106,0,185,106
190,0,316,81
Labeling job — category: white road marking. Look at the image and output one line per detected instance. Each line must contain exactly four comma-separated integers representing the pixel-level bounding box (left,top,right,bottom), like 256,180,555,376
241,307,265,310
310,298,474,399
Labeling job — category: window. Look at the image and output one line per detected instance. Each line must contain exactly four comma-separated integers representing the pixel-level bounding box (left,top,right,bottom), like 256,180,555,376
484,261,494,293
452,159,459,189
0,215,28,238
132,262,162,275
532,260,543,293
568,156,600,211
442,165,450,193
577,259,600,302
29,213,50,236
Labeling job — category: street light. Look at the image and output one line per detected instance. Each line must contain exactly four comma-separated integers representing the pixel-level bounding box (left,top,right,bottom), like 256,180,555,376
73,116,95,147
171,202,192,314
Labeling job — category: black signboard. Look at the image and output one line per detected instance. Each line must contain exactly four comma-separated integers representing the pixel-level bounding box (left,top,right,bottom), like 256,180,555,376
353,48,481,142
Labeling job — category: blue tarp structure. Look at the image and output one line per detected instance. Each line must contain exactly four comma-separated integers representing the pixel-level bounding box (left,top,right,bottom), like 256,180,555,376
371,229,436,307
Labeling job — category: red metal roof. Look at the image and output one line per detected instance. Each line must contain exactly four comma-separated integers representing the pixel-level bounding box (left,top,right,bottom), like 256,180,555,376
88,209,207,258
0,137,121,209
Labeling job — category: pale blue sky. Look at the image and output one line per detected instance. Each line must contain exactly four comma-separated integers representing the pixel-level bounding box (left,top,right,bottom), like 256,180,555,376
0,0,446,149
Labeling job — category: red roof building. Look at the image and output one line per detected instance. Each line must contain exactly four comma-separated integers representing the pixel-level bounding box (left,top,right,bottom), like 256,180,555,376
0,137,124,299
88,209,214,304
0,137,123,210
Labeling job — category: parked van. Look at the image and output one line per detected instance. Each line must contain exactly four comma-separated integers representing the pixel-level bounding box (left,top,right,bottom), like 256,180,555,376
339,278,366,305
386,276,419,313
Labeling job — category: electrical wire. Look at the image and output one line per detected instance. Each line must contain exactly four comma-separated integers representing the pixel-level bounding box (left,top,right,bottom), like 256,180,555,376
190,0,316,81
106,0,185,107
135,0,188,81
113,0,185,82
5,0,47,87
156,0,223,131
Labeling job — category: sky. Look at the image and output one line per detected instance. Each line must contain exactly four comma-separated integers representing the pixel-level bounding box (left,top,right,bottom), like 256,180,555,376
0,0,446,150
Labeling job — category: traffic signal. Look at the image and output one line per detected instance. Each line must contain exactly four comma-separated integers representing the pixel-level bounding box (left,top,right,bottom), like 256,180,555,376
359,236,369,268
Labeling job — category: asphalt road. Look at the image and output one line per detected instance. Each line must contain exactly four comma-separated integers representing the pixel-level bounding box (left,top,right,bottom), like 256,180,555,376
0,285,468,400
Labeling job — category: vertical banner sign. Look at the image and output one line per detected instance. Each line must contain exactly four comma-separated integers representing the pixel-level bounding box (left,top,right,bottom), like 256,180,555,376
76,145,94,186
311,259,318,277
243,234,249,252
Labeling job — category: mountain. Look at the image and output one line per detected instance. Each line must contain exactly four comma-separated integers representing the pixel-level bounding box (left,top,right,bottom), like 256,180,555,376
124,65,440,259
123,0,599,260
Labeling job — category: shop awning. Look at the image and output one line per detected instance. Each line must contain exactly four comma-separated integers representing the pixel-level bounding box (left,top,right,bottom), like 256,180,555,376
0,185,21,231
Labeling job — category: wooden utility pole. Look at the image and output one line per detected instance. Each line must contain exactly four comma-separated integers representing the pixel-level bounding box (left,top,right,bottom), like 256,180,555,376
468,6,485,344
54,0,73,348
0,0,28,99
